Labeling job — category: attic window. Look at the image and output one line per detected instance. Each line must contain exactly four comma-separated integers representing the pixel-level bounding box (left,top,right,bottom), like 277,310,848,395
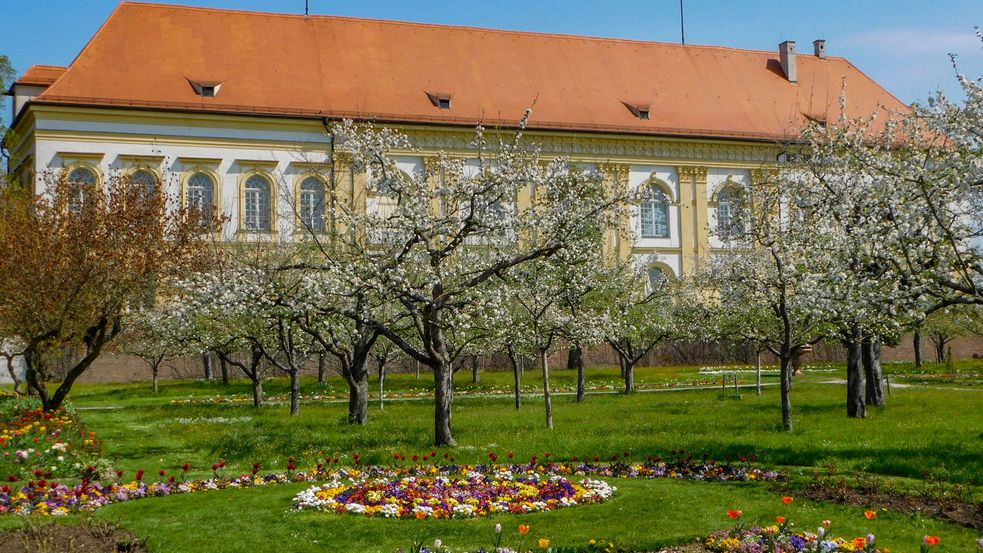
190,80,222,98
426,92,452,110
623,102,651,120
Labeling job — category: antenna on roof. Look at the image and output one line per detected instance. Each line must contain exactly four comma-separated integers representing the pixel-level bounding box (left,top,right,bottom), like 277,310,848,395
679,0,686,45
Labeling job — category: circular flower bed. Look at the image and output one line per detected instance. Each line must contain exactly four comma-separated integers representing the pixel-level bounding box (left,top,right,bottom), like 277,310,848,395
294,471,616,518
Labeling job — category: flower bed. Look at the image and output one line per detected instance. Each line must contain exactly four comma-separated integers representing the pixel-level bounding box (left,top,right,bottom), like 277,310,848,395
703,498,959,553
0,396,102,480
293,471,616,518
0,456,778,516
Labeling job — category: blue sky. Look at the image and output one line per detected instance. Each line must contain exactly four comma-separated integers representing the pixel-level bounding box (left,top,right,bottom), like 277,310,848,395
2,0,983,104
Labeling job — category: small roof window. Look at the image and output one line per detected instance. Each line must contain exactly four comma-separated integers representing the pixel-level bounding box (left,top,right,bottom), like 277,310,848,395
189,79,222,98
426,92,452,110
623,102,651,120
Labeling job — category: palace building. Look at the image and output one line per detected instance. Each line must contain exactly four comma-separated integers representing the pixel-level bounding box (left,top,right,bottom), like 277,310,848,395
5,1,907,282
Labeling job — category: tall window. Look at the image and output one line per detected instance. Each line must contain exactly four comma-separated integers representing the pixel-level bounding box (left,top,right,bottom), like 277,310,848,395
640,188,670,238
716,187,745,239
187,172,215,214
648,267,667,292
67,167,97,213
244,174,272,232
131,169,158,195
299,176,325,232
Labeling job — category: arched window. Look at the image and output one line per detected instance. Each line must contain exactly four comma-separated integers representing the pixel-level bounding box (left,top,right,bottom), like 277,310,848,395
647,267,667,292
640,188,670,238
716,187,745,239
187,172,215,214
131,169,158,195
299,176,325,232
243,174,272,231
67,167,97,213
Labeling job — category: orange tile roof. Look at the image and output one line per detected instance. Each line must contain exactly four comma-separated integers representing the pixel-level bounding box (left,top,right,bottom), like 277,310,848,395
32,2,909,142
13,65,67,87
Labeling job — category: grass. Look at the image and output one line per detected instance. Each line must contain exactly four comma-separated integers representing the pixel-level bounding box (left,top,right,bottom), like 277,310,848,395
2,361,981,551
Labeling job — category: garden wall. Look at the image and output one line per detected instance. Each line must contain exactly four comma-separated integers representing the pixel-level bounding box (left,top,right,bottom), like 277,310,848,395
41,333,983,384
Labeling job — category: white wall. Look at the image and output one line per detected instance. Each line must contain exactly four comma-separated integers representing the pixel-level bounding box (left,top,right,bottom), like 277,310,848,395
33,115,331,241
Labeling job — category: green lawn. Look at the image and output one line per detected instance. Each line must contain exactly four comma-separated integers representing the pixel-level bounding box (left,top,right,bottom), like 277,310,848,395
3,362,982,552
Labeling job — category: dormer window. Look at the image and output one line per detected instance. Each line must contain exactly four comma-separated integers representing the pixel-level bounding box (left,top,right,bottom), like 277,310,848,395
189,79,222,98
426,92,452,110
623,102,651,120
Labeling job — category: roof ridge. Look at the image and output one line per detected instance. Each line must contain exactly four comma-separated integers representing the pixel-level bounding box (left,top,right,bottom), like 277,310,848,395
118,1,848,61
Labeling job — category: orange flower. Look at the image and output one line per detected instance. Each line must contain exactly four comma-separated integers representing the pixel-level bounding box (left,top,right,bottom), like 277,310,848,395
414,511,426,520
727,509,743,519
864,510,877,520
538,538,551,549
775,516,786,524
518,525,530,535
781,496,794,505
923,535,940,546
854,537,868,548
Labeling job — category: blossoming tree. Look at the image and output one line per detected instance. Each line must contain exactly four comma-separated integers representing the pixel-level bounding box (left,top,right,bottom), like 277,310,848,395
302,116,624,445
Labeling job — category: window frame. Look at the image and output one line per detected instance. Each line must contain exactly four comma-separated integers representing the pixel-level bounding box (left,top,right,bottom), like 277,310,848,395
239,171,276,234
129,168,161,196
64,165,100,213
714,185,746,240
296,174,327,234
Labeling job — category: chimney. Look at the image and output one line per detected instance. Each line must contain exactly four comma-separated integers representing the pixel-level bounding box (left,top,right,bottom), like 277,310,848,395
813,39,827,59
779,40,797,83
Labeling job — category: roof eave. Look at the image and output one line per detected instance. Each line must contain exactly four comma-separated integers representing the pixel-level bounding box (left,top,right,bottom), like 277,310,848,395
27,98,799,145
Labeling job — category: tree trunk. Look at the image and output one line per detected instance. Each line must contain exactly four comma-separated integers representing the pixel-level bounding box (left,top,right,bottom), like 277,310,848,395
507,345,522,410
566,346,582,370
755,351,762,396
617,354,626,379
415,360,420,380
471,354,480,384
218,355,229,385
541,349,553,429
202,352,213,380
347,377,369,424
433,361,456,446
378,363,386,411
862,338,885,407
845,337,866,419
624,359,635,393
252,376,264,407
572,345,586,402
289,369,300,416
152,363,159,395
779,353,794,432
318,353,327,385
934,339,945,364
913,331,922,368
4,356,21,395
